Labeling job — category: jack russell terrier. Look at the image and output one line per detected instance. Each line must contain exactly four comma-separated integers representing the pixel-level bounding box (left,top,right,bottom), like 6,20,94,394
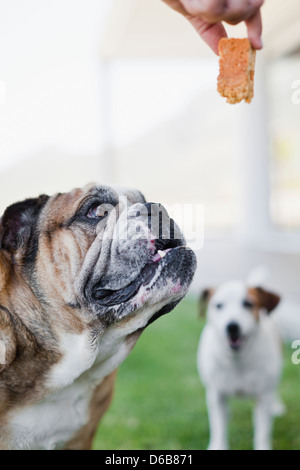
197,281,284,450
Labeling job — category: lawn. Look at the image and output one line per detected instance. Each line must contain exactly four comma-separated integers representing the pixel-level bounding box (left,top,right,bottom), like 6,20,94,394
93,296,300,450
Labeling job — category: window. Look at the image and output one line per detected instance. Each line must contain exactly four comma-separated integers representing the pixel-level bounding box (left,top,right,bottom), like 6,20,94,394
268,55,300,231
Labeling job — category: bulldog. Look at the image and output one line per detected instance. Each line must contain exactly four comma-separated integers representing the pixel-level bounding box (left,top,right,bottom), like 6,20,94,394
0,183,196,450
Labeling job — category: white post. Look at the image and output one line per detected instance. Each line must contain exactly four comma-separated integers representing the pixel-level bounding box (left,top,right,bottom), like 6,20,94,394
236,54,272,246
99,59,116,184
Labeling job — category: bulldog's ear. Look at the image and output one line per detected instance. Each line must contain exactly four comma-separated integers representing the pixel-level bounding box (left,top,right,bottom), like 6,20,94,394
0,307,17,373
199,288,215,317
251,287,281,314
0,195,49,252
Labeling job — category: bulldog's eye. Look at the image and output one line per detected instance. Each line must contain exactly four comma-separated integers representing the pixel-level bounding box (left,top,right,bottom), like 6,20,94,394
215,303,224,310
242,299,254,310
86,205,109,220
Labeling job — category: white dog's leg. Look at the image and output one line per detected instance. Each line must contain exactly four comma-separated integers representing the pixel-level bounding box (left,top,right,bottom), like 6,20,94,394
206,388,228,450
270,392,286,417
253,394,273,450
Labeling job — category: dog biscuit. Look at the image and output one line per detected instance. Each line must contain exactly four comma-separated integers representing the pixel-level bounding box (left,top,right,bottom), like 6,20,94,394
217,38,256,104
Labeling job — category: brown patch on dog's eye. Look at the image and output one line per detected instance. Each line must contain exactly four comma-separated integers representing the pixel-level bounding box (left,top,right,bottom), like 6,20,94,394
249,287,281,313
247,286,281,319
242,299,254,310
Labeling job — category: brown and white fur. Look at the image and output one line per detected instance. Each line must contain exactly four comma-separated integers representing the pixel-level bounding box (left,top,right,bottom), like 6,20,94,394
198,281,284,450
0,183,196,450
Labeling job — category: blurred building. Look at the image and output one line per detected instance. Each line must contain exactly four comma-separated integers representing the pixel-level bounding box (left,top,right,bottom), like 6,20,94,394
98,0,300,295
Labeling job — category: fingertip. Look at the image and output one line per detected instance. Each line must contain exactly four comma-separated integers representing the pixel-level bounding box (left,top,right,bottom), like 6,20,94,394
246,10,263,50
249,35,263,50
251,37,263,50
256,38,263,50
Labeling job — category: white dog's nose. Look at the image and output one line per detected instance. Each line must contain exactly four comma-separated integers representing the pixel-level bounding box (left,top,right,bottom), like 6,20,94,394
226,322,240,340
226,322,243,351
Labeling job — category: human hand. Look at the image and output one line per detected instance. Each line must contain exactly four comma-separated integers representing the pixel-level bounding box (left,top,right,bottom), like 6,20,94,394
161,0,264,54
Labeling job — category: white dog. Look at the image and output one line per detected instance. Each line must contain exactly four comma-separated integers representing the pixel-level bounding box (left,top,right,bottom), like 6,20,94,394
197,281,284,450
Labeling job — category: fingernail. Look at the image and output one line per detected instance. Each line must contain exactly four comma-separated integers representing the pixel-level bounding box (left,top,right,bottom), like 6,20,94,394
257,38,263,49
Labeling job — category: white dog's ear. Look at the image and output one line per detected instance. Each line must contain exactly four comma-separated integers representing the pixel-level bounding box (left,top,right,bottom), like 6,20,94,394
250,287,281,314
199,288,215,317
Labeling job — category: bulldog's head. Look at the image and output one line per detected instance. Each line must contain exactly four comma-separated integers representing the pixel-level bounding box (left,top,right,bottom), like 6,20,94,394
0,183,196,336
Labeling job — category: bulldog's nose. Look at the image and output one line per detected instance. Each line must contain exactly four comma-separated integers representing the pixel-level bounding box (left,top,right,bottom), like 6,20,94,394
226,322,241,340
143,202,172,238
143,202,165,220
143,202,181,247
143,202,156,216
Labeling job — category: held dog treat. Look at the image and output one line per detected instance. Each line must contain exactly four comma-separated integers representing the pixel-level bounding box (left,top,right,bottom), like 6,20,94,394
217,38,256,104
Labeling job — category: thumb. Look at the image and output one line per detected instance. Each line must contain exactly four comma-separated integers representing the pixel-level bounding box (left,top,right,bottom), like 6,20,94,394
188,17,228,55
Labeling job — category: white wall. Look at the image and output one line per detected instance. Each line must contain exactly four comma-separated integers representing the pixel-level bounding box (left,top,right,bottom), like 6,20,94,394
0,0,111,172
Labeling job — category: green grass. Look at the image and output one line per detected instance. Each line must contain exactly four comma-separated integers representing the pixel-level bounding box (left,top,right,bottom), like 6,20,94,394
93,296,300,450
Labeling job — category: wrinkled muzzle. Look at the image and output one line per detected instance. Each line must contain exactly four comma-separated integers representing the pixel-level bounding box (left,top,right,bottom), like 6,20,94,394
75,200,196,321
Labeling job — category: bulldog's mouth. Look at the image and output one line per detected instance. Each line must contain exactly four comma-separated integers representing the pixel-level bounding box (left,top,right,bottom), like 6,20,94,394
92,239,182,307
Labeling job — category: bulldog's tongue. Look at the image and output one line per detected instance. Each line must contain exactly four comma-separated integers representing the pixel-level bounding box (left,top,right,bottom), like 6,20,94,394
152,249,172,263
